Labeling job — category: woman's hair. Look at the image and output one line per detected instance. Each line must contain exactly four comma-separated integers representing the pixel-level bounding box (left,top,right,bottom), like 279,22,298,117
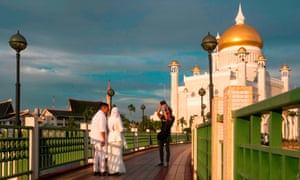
160,100,167,105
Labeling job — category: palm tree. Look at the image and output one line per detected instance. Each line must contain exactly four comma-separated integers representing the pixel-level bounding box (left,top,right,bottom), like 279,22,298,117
83,106,97,123
83,106,97,130
67,116,78,129
128,104,136,114
128,104,136,125
140,104,146,121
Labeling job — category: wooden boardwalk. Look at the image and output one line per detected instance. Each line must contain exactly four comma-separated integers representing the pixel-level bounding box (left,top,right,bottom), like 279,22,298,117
42,143,192,180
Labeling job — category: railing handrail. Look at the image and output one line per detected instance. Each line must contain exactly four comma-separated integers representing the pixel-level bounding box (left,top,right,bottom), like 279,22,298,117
233,87,300,118
233,88,300,180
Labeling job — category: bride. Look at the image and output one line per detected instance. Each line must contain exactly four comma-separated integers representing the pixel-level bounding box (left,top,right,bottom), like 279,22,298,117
107,107,127,175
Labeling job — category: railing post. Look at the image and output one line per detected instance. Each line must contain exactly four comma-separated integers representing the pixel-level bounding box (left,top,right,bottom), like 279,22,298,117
135,131,138,150
25,117,39,180
80,123,89,165
192,127,198,180
150,131,153,145
269,111,282,148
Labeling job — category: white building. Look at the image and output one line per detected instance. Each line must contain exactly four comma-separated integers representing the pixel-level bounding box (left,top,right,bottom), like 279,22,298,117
170,4,293,179
169,4,290,133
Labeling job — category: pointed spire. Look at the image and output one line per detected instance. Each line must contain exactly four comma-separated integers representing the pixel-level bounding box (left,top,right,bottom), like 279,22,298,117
216,32,220,40
235,3,245,25
107,80,111,90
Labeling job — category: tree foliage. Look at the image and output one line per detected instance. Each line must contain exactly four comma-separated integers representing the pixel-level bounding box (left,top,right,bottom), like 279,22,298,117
83,106,97,123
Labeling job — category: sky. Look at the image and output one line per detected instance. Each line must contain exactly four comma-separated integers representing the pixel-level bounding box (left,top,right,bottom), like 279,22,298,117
0,0,300,121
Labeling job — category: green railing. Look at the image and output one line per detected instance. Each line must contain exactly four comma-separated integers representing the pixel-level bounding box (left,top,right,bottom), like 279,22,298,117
232,87,300,180
0,121,191,179
0,126,32,180
124,132,155,151
39,127,86,176
123,132,189,152
196,122,211,180
38,127,190,177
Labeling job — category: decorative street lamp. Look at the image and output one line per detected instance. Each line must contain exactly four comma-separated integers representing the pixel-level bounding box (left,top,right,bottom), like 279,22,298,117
107,81,115,112
9,31,27,126
201,32,217,122
201,32,217,180
198,88,206,120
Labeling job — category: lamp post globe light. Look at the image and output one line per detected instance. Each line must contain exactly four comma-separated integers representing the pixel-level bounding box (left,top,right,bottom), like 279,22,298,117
198,88,206,120
107,87,115,111
201,32,217,122
9,31,27,126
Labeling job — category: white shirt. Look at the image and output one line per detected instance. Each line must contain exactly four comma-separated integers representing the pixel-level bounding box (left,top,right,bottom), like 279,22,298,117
90,110,107,144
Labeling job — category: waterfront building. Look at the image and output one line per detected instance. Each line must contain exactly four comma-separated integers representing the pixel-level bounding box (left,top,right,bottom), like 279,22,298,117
40,98,103,127
0,98,31,125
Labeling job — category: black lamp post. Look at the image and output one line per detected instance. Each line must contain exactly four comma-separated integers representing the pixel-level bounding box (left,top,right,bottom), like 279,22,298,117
201,32,217,180
9,31,27,126
201,32,217,122
107,87,115,112
198,88,206,120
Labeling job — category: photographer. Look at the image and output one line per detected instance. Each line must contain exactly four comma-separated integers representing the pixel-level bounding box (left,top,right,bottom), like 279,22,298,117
156,100,174,167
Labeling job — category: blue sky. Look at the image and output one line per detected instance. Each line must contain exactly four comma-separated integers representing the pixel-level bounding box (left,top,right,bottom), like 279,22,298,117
0,0,300,121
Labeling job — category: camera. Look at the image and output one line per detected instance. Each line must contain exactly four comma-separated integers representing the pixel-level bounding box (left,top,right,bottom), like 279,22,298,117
160,109,164,115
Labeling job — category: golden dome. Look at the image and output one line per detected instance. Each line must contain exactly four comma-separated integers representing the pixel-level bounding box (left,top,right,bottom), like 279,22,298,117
257,55,266,61
280,64,290,71
218,4,263,51
218,24,263,50
183,88,189,93
192,65,201,72
169,59,180,67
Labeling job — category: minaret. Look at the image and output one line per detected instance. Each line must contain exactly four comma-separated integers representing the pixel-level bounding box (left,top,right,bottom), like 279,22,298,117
235,47,249,86
280,65,290,92
257,55,267,101
192,65,201,76
169,60,180,132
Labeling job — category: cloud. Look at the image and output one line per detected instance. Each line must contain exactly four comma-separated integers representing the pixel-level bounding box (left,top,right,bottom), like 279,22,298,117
0,0,299,120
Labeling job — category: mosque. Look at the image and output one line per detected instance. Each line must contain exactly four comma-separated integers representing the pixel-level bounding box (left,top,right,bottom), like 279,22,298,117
169,4,292,179
169,4,290,132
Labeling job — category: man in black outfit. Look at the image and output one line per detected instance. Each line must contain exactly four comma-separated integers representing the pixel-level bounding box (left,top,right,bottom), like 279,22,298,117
156,100,174,167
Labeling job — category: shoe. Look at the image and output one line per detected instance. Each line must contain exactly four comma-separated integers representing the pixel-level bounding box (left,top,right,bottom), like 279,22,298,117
100,171,108,176
157,162,163,166
93,172,100,176
108,172,121,176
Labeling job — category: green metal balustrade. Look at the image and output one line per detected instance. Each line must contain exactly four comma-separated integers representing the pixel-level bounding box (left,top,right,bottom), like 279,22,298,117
0,126,32,180
233,87,300,180
196,123,211,180
39,127,86,175
0,123,190,179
